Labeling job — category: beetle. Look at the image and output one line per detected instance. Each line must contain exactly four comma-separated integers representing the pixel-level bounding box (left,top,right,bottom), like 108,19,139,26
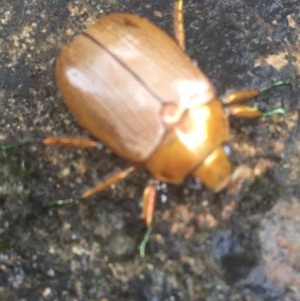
1,0,286,226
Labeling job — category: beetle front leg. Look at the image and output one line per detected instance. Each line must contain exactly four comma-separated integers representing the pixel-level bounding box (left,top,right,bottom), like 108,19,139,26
223,80,288,118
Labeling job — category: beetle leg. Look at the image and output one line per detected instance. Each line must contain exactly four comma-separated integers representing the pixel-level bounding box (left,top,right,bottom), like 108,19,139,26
226,104,262,118
2,136,138,202
0,137,137,204
142,180,157,226
227,102,284,118
82,165,137,199
139,224,153,263
43,136,102,149
0,140,32,151
0,137,102,151
138,181,157,262
48,166,137,206
223,80,288,118
173,0,185,49
223,89,261,104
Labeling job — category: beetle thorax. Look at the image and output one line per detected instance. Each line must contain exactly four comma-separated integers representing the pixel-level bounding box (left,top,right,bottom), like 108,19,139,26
144,100,231,190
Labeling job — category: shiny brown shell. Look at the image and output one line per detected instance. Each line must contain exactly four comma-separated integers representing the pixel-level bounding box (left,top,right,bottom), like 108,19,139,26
56,13,216,162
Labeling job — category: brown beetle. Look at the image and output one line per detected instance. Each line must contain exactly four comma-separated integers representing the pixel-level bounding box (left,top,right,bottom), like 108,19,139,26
1,0,285,226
